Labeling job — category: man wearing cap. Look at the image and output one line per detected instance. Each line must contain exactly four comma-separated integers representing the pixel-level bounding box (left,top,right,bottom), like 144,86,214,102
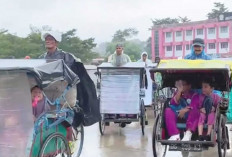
40,31,80,67
184,38,211,60
108,44,131,66
40,31,101,127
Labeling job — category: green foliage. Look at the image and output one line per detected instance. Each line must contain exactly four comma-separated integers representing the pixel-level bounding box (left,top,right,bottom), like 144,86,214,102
152,16,191,26
152,17,179,25
0,27,98,63
112,28,138,42
207,2,229,19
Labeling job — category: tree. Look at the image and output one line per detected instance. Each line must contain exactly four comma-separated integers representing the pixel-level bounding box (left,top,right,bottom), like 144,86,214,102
144,37,151,56
59,29,98,63
0,27,99,63
207,2,229,19
178,16,191,23
151,17,179,25
112,28,138,42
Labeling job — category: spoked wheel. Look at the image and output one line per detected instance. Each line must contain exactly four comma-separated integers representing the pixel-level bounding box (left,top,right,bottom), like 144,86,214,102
152,114,167,157
140,99,146,135
99,117,106,135
39,133,71,157
217,114,228,157
71,124,84,157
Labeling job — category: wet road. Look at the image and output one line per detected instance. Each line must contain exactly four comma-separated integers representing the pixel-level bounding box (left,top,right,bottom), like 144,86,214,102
80,108,232,157
82,67,232,157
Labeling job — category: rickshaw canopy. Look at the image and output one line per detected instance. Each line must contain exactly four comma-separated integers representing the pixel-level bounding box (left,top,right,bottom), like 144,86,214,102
0,59,79,88
97,62,146,114
150,59,232,91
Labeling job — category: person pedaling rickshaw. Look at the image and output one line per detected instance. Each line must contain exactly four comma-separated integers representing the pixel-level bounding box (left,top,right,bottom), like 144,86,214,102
151,59,230,157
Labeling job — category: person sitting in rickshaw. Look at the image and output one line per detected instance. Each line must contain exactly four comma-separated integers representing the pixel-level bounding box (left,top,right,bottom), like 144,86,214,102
198,77,221,141
31,86,51,121
182,77,221,141
165,79,196,140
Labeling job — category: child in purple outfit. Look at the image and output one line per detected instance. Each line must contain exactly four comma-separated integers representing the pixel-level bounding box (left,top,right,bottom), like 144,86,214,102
31,86,50,121
198,78,221,141
165,79,196,140
182,77,221,141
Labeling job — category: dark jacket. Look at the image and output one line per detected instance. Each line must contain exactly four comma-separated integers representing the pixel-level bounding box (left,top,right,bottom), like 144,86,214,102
41,49,101,126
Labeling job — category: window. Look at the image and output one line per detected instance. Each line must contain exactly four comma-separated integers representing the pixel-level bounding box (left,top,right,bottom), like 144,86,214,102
166,46,172,51
208,43,216,49
220,26,228,33
221,42,228,49
196,29,203,35
176,31,182,37
186,45,191,50
208,28,215,34
166,32,172,38
176,45,182,51
186,30,192,36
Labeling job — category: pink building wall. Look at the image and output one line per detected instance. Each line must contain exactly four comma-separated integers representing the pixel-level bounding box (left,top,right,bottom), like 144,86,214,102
151,20,232,60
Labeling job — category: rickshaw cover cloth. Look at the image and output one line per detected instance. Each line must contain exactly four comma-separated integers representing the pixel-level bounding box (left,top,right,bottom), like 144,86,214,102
98,62,145,114
150,59,231,91
0,71,34,157
0,59,78,157
0,59,79,88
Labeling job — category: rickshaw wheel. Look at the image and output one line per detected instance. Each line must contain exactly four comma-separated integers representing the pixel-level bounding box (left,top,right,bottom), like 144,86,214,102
99,118,105,135
152,114,167,157
39,133,71,157
217,114,227,157
140,99,146,135
71,124,84,157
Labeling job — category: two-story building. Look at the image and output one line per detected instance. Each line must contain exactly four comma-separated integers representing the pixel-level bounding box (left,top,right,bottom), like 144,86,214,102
151,13,232,60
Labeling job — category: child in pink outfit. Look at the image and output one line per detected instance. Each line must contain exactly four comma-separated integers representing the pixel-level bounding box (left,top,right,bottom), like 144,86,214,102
165,79,196,140
182,77,221,141
31,86,50,121
198,78,221,141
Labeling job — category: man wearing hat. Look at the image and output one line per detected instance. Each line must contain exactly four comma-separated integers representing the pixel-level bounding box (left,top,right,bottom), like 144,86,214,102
185,38,211,60
40,31,80,67
108,44,131,66
40,31,101,128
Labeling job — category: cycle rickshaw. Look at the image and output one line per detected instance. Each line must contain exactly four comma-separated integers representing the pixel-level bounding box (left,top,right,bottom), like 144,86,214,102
96,62,148,135
151,60,230,157
0,59,84,157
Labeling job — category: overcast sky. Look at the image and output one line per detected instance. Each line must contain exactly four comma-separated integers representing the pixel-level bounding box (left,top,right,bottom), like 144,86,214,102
0,0,232,44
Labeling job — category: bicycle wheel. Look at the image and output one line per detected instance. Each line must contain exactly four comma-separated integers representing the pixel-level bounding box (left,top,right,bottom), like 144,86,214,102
71,124,84,157
152,114,167,157
217,114,227,157
140,99,146,135
99,118,106,135
39,133,71,157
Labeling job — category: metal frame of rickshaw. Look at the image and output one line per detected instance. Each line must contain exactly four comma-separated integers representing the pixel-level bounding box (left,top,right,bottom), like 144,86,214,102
0,59,84,157
150,60,231,157
96,63,148,135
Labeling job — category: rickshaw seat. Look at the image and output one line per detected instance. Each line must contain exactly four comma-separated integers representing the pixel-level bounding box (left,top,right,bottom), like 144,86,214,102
176,123,208,129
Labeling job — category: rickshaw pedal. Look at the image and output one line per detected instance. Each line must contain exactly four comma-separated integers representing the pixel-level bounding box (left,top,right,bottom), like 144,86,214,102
145,121,148,125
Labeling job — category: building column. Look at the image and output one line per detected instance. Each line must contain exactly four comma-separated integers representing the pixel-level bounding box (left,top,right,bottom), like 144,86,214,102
229,22,232,55
151,29,155,61
172,31,175,58
216,25,219,54
159,29,164,59
204,26,208,53
183,29,186,57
